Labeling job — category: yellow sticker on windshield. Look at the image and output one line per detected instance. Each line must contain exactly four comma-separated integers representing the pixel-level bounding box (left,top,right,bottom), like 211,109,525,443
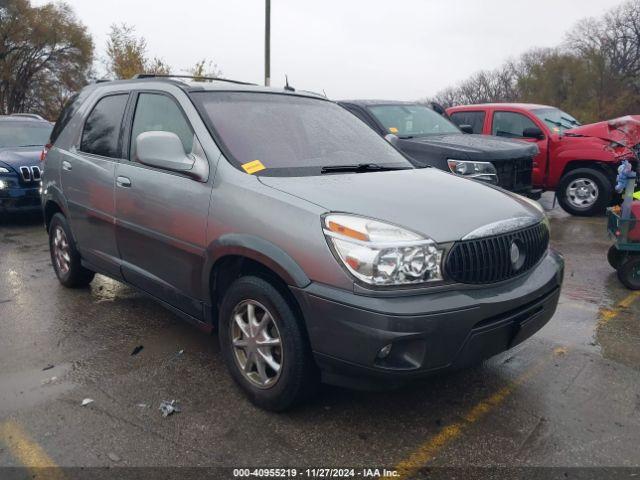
242,160,266,174
389,127,399,134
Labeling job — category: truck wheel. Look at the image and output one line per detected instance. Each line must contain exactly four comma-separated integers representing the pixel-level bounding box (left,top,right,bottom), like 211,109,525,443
617,256,640,290
218,276,317,411
48,213,95,288
557,168,612,216
607,245,625,270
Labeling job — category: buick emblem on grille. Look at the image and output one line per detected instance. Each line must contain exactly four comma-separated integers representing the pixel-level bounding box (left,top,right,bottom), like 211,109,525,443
510,241,525,271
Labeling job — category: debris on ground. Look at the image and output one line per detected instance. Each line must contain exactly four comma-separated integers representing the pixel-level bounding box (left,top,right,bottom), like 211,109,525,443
42,364,54,371
81,398,94,406
107,452,120,463
159,400,181,417
41,376,57,385
136,403,149,408
130,345,144,356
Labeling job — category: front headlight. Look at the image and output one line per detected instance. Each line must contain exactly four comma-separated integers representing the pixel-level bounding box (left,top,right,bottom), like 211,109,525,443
0,167,10,174
323,214,443,286
447,159,498,184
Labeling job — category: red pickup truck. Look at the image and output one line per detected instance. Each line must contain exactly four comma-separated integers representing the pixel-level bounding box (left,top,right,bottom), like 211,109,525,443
447,103,640,216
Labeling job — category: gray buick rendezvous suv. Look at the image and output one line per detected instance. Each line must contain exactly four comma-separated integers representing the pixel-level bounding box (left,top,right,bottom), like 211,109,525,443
41,76,564,411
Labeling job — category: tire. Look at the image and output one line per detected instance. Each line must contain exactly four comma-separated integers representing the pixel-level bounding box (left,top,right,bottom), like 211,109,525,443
557,168,612,217
218,276,317,411
48,213,95,288
608,245,625,270
617,255,640,290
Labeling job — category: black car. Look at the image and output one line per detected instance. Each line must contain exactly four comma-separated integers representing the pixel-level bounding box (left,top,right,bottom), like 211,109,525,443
338,100,540,197
0,114,52,215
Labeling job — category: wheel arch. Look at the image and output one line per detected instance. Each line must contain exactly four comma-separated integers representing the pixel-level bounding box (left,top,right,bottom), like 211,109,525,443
204,234,311,326
560,160,617,180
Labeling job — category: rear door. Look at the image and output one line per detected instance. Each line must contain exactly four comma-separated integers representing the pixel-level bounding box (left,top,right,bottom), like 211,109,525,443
61,92,129,278
114,90,213,319
490,110,548,187
449,110,486,134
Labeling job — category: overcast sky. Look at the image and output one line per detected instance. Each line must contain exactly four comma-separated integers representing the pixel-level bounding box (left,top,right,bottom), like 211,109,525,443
34,0,625,100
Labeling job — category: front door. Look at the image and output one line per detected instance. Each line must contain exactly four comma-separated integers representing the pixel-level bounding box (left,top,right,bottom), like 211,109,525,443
61,93,129,278
114,92,212,319
491,110,549,188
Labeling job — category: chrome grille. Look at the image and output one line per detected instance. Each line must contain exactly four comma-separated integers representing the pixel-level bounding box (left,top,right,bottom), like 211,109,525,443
17,166,41,182
446,222,549,284
31,166,41,181
20,166,31,182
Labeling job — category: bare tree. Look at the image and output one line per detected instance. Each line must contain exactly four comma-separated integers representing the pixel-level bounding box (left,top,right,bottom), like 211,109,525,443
105,24,171,79
0,0,93,119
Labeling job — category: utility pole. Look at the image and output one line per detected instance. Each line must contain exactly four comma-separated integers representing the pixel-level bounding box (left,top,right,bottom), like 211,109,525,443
265,0,271,86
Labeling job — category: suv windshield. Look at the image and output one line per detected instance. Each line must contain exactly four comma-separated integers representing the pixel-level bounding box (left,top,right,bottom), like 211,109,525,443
532,107,581,133
190,92,413,177
368,104,461,138
0,122,52,148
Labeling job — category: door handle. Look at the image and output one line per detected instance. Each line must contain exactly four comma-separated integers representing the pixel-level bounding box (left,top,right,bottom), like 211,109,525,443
62,161,72,171
116,176,132,188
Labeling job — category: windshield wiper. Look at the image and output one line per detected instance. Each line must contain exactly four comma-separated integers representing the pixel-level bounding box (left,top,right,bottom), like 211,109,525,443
561,116,581,126
545,118,574,130
321,163,412,174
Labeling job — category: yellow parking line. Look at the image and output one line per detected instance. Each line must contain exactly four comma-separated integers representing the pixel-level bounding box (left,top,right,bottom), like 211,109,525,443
395,351,557,479
619,291,640,309
0,420,64,480
598,291,640,326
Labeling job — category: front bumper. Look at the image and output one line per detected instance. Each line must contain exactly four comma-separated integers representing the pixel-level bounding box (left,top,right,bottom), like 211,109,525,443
292,250,564,389
0,186,41,213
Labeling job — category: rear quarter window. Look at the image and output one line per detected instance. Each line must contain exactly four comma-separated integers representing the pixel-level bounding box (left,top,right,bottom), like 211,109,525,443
450,111,486,134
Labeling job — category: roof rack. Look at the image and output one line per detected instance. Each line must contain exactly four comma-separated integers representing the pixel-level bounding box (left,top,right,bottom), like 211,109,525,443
9,113,46,121
131,74,257,86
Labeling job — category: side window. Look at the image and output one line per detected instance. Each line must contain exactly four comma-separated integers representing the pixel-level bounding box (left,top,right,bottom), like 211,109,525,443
450,111,485,134
130,93,194,161
80,94,128,158
492,111,538,138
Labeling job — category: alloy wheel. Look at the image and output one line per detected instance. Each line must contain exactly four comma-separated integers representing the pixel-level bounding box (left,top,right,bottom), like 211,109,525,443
231,300,283,389
52,226,71,275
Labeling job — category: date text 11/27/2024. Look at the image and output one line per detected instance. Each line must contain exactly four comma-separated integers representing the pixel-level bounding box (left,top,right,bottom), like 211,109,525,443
232,468,399,478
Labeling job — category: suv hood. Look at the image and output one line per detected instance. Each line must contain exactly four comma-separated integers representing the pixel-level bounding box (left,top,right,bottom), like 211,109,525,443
565,115,640,146
259,168,542,243
399,133,538,161
0,146,42,170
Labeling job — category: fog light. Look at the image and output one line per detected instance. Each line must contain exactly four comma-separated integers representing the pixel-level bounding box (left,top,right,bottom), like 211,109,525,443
0,180,7,190
377,344,393,359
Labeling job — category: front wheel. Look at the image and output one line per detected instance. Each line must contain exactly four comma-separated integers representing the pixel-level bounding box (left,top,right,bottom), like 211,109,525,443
557,168,612,217
218,276,317,411
617,256,640,290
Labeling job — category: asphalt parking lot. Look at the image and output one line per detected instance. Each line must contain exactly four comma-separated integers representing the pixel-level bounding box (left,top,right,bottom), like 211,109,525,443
1,193,639,478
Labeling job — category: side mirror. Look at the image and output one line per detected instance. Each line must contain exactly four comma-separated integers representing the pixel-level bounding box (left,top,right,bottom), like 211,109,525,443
136,131,208,181
459,124,474,134
384,133,399,146
523,127,544,140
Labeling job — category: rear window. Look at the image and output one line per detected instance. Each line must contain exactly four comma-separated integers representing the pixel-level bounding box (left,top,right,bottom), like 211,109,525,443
80,94,128,158
450,111,485,134
191,92,412,177
0,122,52,148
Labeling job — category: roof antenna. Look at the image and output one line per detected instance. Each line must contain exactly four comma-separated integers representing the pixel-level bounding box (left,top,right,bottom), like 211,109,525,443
284,74,295,92
322,89,328,98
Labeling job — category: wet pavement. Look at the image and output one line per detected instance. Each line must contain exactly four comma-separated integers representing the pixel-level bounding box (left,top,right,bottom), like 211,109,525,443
0,193,639,477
